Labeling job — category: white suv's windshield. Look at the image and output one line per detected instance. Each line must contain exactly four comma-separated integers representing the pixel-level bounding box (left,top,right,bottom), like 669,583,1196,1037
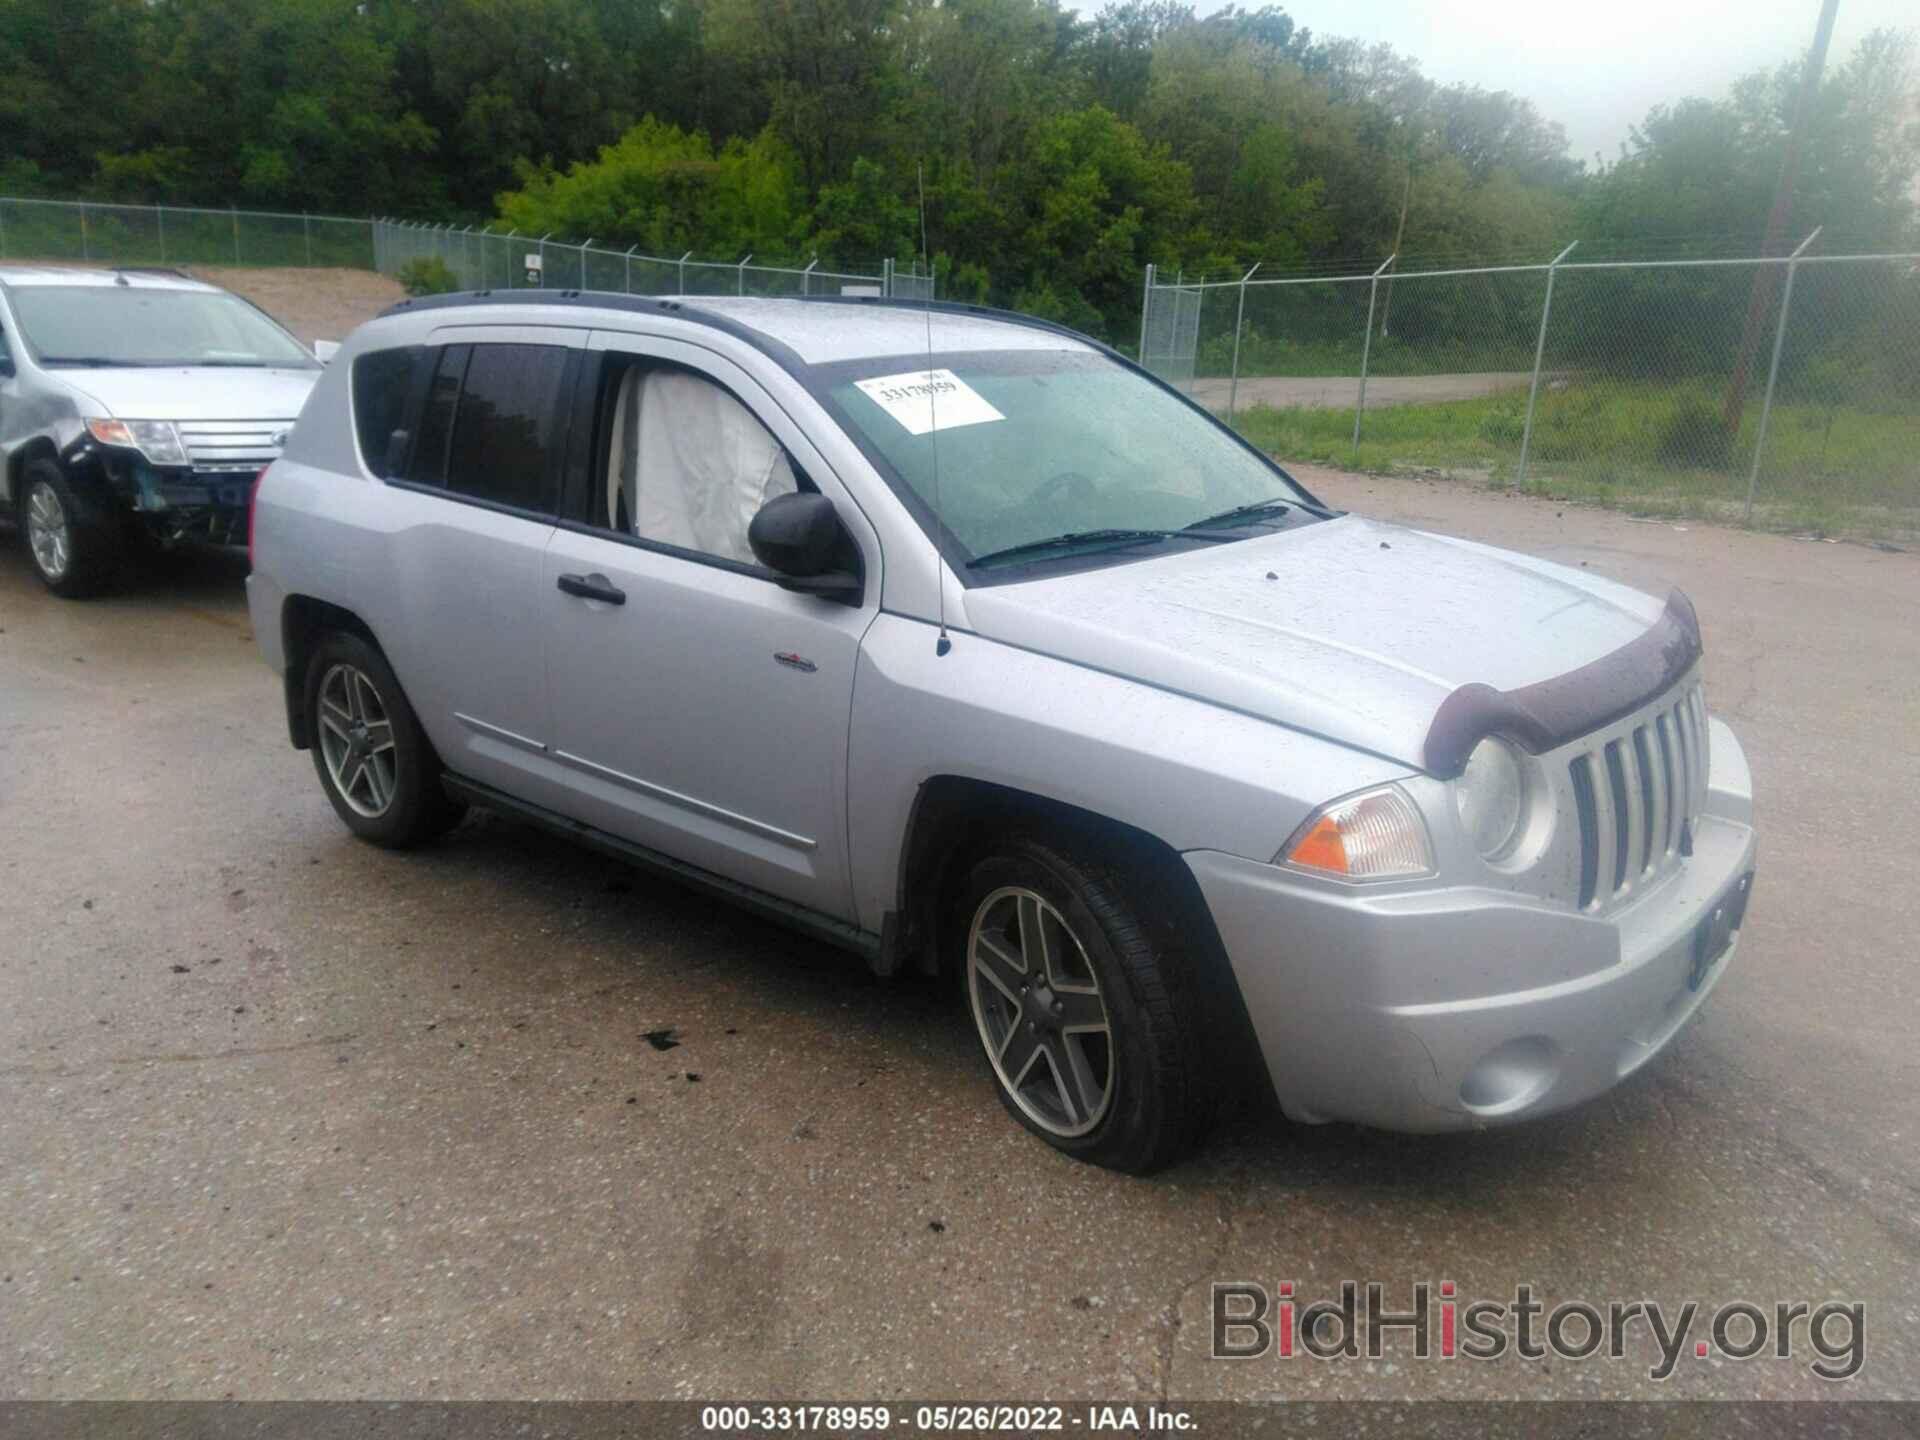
826,349,1313,569
11,285,317,369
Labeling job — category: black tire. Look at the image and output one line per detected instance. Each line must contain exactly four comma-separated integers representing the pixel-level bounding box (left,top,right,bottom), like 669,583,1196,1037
18,459,121,598
955,834,1214,1173
304,630,466,848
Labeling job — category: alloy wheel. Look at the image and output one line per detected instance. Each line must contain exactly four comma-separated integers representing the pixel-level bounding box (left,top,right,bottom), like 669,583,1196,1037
316,662,398,818
967,885,1115,1138
25,481,71,582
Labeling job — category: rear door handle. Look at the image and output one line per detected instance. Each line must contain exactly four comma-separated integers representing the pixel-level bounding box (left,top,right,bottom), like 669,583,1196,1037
556,572,626,606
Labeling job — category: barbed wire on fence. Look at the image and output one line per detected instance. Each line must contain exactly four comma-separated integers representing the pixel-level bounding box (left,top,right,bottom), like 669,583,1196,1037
0,196,932,301
1142,238,1920,535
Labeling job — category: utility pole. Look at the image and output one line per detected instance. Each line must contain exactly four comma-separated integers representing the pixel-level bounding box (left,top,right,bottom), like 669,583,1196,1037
1723,0,1841,435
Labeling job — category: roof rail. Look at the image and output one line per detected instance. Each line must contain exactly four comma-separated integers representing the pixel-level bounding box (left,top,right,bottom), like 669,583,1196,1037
112,266,191,279
374,287,1100,349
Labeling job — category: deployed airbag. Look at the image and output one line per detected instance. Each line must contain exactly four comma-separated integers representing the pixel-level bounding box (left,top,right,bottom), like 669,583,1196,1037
619,368,797,565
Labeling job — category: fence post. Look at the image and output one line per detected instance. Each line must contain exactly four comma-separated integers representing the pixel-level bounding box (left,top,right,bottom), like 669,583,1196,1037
1515,241,1579,489
580,239,592,289
624,245,636,294
737,253,752,296
80,202,89,262
232,206,241,264
1226,262,1261,427
679,250,691,296
1351,253,1397,453
803,256,818,297
1137,263,1155,364
303,212,312,266
0,200,7,258
1745,227,1821,524
157,205,166,263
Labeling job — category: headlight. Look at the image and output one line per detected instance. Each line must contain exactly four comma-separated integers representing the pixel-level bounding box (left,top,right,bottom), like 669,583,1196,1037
1455,737,1527,860
1279,784,1434,881
85,418,190,466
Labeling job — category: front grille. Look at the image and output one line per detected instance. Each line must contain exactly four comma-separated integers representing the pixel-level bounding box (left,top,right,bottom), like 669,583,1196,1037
1568,681,1708,910
176,419,294,469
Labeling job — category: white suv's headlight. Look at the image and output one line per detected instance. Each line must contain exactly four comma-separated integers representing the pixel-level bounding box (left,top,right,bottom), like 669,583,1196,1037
1455,737,1528,860
85,417,190,466
1279,784,1435,881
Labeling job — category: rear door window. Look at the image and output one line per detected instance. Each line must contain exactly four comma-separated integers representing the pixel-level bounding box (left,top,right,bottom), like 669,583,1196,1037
406,344,469,486
442,343,572,513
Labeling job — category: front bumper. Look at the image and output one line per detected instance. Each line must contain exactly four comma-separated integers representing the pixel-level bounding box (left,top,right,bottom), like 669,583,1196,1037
1188,717,1757,1133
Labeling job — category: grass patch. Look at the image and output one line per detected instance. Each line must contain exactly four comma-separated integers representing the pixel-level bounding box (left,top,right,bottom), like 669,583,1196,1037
1235,378,1919,540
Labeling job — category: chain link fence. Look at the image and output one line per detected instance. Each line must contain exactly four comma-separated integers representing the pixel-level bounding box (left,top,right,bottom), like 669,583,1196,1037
0,196,377,269
369,218,917,298
1142,244,1920,536
0,197,930,301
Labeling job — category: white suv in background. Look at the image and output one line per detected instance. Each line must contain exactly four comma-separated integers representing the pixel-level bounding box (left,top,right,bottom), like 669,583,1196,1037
0,265,321,595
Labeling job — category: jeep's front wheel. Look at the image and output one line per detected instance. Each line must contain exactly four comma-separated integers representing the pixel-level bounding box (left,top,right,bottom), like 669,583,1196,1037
20,461,119,598
305,631,465,847
960,836,1213,1172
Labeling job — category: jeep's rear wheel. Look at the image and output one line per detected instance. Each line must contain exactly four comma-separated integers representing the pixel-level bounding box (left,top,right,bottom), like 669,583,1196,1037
305,631,465,847
20,461,119,598
960,836,1212,1172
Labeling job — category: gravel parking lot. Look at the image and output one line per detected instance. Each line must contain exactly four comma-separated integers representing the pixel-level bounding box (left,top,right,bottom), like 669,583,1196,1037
2,473,1916,1402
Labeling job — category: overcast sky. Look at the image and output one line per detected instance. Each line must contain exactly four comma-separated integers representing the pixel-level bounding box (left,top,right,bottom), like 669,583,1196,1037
1069,0,1917,166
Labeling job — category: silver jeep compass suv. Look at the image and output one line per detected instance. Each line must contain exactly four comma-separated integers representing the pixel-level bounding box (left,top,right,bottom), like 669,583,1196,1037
247,291,1757,1171
0,265,321,595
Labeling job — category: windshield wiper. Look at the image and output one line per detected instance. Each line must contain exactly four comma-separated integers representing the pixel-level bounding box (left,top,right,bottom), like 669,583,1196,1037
1181,497,1300,532
966,528,1176,569
39,356,158,367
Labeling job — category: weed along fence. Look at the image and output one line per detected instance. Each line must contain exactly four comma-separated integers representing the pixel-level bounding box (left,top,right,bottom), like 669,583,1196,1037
0,196,932,302
1141,243,1920,535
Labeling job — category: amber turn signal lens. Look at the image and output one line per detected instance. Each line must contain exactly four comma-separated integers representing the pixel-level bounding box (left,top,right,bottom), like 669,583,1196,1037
1287,814,1349,874
1280,785,1434,881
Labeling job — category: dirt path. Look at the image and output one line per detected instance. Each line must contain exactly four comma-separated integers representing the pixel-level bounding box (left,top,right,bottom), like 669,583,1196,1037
1187,369,1542,412
187,265,405,345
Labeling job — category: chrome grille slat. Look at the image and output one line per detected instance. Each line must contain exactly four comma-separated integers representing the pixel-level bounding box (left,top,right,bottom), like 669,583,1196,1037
1642,722,1669,868
1619,731,1646,887
1689,689,1710,819
1589,751,1617,905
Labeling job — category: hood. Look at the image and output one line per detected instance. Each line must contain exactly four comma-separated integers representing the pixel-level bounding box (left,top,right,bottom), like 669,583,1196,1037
962,514,1673,772
51,365,319,422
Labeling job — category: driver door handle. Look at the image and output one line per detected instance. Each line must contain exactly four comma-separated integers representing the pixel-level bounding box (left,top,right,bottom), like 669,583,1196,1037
556,572,626,606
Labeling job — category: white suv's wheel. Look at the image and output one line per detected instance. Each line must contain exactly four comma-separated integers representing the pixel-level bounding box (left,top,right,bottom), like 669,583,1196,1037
19,461,118,598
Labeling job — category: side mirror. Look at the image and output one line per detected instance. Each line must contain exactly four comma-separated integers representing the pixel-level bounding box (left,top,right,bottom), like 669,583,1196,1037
383,428,411,478
312,340,341,365
749,492,861,602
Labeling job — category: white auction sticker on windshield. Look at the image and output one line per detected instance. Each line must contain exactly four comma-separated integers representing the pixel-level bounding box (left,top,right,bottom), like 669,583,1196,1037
852,369,1004,436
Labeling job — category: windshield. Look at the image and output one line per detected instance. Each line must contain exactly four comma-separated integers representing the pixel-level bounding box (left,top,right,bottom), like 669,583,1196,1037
825,349,1312,570
9,285,317,369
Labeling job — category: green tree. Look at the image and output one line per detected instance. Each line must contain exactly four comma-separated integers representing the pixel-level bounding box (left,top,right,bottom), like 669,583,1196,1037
496,117,808,261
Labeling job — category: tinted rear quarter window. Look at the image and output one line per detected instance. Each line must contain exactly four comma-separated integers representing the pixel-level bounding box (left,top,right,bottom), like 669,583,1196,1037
351,347,419,477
